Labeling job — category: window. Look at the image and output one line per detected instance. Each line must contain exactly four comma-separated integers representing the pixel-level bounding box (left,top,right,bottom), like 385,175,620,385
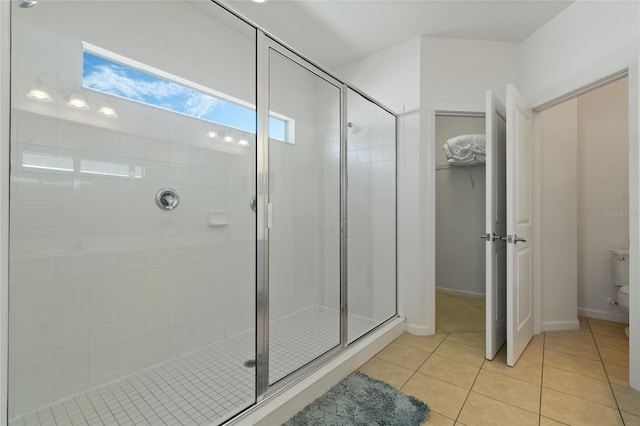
82,44,293,143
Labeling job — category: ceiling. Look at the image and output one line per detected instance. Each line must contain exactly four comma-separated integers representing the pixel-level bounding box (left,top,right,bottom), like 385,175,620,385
222,0,574,69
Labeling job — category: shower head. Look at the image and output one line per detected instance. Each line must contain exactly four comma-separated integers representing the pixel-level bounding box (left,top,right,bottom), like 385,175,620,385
16,0,37,8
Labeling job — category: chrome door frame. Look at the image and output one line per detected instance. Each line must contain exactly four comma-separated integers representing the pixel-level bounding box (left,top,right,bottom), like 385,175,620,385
256,33,348,400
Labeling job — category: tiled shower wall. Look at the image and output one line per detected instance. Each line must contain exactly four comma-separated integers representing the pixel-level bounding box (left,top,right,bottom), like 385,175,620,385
9,4,258,416
347,91,396,326
9,109,256,418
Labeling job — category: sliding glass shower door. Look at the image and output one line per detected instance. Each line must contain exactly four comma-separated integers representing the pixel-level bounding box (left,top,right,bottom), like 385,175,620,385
266,47,342,385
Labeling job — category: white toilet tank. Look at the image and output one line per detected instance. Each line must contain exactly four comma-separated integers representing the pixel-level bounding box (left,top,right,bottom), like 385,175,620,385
610,248,629,287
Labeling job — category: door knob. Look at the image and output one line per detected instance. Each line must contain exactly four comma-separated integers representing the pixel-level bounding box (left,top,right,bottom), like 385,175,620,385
507,234,527,244
481,233,506,241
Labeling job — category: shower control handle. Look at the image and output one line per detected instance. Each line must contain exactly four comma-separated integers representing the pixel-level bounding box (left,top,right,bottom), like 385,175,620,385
155,188,180,211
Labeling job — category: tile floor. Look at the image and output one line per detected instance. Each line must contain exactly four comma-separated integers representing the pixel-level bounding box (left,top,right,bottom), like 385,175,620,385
359,316,639,426
436,289,485,334
10,308,377,426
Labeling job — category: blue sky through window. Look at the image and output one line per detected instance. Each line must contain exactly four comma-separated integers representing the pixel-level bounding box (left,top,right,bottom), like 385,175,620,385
83,51,287,141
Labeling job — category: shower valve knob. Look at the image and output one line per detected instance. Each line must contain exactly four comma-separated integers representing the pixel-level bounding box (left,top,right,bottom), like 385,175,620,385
155,188,180,211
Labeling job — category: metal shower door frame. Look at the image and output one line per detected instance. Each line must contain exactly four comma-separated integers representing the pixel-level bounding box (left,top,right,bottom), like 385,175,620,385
255,32,348,400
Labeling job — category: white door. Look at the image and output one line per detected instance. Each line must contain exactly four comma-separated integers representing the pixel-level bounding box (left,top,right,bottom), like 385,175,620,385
506,84,534,366
485,90,508,360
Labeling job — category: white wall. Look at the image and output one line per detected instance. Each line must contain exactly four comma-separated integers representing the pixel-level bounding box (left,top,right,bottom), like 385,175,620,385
337,37,420,113
519,0,639,390
577,78,629,322
535,98,579,331
435,115,486,297
421,37,519,334
420,37,519,111
519,1,639,108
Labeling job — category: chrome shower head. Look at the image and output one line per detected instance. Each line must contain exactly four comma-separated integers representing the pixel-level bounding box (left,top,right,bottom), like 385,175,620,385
16,0,38,8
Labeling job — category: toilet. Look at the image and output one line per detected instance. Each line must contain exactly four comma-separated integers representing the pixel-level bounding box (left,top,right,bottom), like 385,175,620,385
610,248,630,337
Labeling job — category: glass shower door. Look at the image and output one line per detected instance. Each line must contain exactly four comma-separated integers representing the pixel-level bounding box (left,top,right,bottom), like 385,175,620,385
8,2,256,424
266,47,342,385
347,89,397,342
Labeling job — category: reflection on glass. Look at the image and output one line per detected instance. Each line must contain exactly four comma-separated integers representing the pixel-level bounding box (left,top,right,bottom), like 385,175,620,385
22,151,73,172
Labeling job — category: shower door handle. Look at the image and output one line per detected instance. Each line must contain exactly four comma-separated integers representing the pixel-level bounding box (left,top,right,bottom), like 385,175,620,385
250,195,257,212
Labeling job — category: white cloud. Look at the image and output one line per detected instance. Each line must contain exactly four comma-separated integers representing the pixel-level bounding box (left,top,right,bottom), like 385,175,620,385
84,63,219,118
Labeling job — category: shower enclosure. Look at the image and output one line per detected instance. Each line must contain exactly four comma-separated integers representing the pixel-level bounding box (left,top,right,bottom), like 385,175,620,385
6,1,396,425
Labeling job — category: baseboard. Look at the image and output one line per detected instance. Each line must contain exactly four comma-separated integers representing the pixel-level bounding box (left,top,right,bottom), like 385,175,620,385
578,307,629,324
405,322,434,336
227,317,406,425
436,287,485,299
542,320,580,332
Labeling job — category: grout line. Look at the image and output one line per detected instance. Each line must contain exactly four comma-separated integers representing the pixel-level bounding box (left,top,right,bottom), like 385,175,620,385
539,332,545,426
397,334,449,389
453,354,486,423
586,319,627,423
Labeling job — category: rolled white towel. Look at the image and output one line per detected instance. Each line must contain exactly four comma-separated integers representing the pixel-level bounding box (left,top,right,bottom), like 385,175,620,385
443,134,486,164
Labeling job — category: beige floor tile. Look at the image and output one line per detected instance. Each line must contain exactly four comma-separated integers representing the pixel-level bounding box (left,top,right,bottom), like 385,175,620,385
587,317,628,329
542,366,616,408
544,335,600,360
395,333,447,353
541,388,624,426
436,289,485,334
612,383,640,416
471,369,540,413
482,352,542,385
418,354,480,389
457,391,538,426
593,333,629,352
446,332,485,350
530,333,545,346
545,329,595,345
590,323,629,338
622,411,640,426
605,363,629,386
376,342,430,370
540,417,568,425
433,340,485,368
520,340,544,364
543,349,607,381
401,372,468,420
600,347,629,367
578,319,590,332
358,357,414,389
421,410,455,426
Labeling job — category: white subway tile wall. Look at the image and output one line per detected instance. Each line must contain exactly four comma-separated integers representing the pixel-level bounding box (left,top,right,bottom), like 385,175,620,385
9,109,256,418
347,90,397,341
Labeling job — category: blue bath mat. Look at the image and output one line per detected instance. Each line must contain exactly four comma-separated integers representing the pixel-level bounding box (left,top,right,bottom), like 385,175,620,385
282,372,430,426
